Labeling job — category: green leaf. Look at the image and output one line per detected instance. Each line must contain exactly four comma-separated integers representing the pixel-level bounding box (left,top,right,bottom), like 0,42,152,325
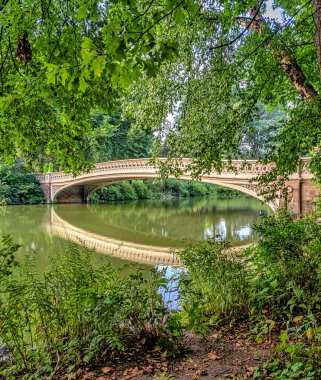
92,56,106,77
79,76,89,93
60,68,69,86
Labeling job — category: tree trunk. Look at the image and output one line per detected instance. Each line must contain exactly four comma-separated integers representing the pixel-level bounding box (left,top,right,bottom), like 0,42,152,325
248,7,319,102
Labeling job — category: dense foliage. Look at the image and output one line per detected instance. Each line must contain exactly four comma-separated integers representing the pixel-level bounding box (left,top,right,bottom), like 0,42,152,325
0,0,320,187
89,179,241,203
0,0,197,173
178,210,321,378
240,105,284,159
2,208,321,378
0,164,44,205
123,0,321,188
88,111,153,163
0,242,183,379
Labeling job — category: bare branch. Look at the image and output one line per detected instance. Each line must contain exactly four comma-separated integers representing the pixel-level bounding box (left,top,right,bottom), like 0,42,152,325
209,0,265,50
130,0,185,48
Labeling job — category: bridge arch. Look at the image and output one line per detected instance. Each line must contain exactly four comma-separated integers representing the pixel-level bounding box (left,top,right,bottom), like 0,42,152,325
35,158,316,218
82,177,273,209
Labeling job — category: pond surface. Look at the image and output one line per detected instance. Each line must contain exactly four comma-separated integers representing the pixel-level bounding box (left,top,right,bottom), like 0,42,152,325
0,196,270,271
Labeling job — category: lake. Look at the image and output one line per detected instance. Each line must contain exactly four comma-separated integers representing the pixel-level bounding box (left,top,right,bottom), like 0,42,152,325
0,196,270,271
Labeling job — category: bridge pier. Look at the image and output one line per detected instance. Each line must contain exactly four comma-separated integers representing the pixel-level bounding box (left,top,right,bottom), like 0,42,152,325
280,178,317,219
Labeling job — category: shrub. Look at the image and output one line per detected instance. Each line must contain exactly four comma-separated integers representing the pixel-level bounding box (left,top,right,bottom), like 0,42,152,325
177,240,247,331
0,165,44,205
131,180,152,198
185,182,208,197
215,186,241,198
90,179,241,202
0,242,183,379
119,181,138,200
177,210,321,377
95,184,123,201
246,210,321,325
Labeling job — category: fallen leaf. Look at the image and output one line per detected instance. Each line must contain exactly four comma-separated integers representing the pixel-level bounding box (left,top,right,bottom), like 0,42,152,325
102,367,116,374
207,352,220,360
82,372,95,380
142,365,154,374
123,367,141,380
147,358,159,363
65,373,76,380
307,329,312,341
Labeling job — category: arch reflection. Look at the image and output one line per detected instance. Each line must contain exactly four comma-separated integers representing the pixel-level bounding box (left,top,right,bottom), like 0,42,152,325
48,197,270,265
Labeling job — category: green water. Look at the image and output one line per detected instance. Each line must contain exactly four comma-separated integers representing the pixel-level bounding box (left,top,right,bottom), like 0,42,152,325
0,197,270,271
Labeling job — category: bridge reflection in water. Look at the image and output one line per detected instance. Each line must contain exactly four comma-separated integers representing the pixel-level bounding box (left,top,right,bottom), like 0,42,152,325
48,207,181,266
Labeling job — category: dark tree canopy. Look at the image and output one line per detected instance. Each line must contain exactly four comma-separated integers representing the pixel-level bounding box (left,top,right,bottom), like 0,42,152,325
123,0,321,188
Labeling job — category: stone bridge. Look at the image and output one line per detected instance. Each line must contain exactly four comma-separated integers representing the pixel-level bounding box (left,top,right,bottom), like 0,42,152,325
35,158,317,218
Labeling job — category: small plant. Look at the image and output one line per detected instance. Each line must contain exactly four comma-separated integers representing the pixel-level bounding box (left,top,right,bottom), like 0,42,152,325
177,239,247,331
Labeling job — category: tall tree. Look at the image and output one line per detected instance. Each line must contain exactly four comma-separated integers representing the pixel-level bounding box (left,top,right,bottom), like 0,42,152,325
123,0,321,187
240,105,284,159
0,0,193,173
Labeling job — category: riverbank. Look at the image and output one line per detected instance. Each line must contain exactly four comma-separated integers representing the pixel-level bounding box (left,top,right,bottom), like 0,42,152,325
2,210,321,379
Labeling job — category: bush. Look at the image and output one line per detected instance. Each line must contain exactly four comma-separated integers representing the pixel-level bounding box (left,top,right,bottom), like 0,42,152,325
131,180,152,198
119,181,138,200
178,210,321,326
247,210,321,324
215,186,242,198
178,240,247,330
95,184,124,201
185,182,208,197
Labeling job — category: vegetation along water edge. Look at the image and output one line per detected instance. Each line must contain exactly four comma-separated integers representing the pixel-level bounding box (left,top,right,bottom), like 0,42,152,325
1,205,321,379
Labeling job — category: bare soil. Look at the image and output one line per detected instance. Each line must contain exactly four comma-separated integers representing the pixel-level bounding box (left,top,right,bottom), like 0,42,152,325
66,329,273,380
